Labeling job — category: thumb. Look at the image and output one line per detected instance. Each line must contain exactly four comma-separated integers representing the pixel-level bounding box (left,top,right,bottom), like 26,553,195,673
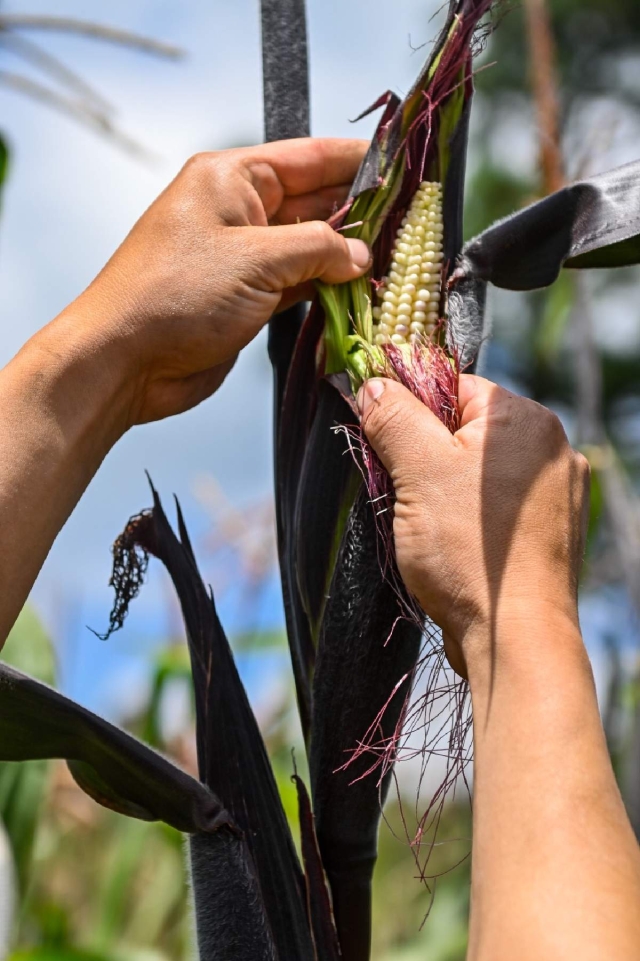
243,221,372,291
357,379,454,479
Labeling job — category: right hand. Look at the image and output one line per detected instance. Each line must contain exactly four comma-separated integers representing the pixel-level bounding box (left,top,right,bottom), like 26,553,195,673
48,137,370,430
358,374,591,678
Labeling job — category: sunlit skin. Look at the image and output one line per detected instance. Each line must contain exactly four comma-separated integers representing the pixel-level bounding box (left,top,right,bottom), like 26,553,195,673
0,137,370,644
1,135,639,960
359,375,640,961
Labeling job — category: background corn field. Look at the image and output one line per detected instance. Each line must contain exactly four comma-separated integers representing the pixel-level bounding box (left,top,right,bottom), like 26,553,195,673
2,0,640,958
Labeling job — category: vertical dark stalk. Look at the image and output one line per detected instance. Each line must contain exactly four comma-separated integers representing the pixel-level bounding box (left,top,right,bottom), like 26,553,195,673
260,0,310,142
261,0,316,739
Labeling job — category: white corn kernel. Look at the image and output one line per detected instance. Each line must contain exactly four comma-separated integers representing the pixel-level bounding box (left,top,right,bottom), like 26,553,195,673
372,181,443,345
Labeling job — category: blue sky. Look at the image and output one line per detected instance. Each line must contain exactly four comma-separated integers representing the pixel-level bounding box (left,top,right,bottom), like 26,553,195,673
0,0,458,716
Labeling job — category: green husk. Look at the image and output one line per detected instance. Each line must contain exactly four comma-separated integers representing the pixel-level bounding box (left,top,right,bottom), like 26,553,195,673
316,53,472,390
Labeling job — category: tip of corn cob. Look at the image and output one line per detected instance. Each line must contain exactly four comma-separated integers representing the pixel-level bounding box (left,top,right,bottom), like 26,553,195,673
372,181,444,347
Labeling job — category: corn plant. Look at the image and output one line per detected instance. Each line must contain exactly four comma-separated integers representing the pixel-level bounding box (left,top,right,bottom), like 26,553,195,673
4,2,640,960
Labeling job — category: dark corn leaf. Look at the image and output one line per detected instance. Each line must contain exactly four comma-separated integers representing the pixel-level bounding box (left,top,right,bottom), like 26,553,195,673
459,158,640,291
349,91,402,197
567,235,640,270
294,774,342,961
270,304,316,742
274,303,326,740
442,100,473,267
119,489,315,961
189,831,277,961
310,492,422,961
447,275,489,369
0,662,229,835
269,304,308,439
294,379,360,643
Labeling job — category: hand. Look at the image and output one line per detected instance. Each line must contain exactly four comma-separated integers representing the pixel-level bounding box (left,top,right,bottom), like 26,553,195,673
358,374,591,677
52,138,370,426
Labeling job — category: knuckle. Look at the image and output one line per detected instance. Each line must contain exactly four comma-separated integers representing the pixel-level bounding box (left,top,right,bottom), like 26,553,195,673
182,151,223,183
523,400,567,448
540,405,565,438
305,219,339,250
574,451,591,481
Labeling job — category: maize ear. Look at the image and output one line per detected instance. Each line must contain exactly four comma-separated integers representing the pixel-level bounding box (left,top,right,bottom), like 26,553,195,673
372,181,444,346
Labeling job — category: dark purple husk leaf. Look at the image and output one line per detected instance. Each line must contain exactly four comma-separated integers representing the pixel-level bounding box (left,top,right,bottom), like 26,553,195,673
294,774,342,961
274,301,326,741
294,379,361,640
189,831,277,961
0,547,287,960
107,487,317,961
0,660,229,836
309,487,422,961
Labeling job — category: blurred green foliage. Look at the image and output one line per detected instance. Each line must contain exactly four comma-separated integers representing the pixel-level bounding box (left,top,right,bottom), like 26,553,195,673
0,609,56,897
0,623,473,961
0,134,8,202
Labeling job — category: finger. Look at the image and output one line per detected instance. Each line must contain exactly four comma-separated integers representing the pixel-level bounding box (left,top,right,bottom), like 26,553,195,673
231,139,367,218
274,184,353,225
356,379,454,482
240,138,368,195
243,221,372,290
458,373,517,429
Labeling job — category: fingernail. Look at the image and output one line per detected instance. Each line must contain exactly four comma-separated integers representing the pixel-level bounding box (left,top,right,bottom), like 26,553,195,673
346,238,372,270
357,378,385,417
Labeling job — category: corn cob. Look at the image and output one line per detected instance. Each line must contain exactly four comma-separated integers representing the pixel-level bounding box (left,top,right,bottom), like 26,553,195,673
372,181,444,346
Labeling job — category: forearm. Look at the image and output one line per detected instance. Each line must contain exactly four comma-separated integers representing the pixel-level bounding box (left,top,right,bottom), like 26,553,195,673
0,300,131,644
466,606,640,961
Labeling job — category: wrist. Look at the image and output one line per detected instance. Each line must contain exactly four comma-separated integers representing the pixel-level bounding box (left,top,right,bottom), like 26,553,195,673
460,596,586,695
16,299,137,452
